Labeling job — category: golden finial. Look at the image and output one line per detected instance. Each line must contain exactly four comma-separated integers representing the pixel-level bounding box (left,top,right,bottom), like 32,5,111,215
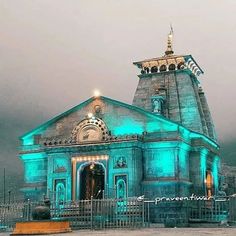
165,25,174,56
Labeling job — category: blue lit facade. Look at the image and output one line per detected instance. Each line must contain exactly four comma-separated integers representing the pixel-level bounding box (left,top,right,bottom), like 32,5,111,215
19,96,219,201
19,37,220,202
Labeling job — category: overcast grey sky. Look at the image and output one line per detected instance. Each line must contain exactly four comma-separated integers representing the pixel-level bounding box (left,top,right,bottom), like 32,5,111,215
0,0,236,173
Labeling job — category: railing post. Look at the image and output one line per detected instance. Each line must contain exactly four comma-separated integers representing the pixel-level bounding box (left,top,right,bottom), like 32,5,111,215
90,196,93,230
106,184,109,199
27,199,31,221
114,185,117,199
142,201,145,227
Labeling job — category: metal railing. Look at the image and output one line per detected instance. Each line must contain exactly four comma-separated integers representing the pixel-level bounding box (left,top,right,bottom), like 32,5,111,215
1,197,236,231
188,199,229,222
50,198,148,229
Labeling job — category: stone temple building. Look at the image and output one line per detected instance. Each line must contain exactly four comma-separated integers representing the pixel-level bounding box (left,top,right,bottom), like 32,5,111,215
19,32,220,203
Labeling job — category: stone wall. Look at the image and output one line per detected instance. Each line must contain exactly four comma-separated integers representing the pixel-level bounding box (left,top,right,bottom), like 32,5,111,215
132,70,217,141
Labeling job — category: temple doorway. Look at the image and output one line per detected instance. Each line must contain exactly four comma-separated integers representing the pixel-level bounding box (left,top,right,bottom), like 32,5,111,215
206,170,214,197
80,163,105,200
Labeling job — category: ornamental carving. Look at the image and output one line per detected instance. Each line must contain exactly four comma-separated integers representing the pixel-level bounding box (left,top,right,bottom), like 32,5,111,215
115,156,127,168
141,57,185,69
147,167,154,175
151,95,165,114
71,117,109,143
54,166,67,173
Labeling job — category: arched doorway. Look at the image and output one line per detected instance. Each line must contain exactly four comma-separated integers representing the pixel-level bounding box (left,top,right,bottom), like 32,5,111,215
80,163,105,200
116,179,127,199
206,170,214,197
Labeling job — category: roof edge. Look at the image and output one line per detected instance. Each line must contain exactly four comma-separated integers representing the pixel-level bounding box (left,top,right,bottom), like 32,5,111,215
20,97,95,139
19,95,218,149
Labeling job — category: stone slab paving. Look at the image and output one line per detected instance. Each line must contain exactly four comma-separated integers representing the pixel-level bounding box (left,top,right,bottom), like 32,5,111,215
1,228,236,236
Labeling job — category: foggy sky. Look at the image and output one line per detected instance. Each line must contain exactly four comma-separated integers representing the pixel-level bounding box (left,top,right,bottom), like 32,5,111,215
0,0,236,176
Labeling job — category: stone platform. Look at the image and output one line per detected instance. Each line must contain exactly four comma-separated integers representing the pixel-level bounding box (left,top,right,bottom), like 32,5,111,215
11,221,71,235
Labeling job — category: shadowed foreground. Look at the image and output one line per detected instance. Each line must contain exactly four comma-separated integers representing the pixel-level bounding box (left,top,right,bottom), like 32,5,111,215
1,228,236,236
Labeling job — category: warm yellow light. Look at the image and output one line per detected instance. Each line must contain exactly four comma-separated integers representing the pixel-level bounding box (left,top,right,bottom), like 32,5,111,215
93,89,101,97
87,113,93,118
90,162,95,170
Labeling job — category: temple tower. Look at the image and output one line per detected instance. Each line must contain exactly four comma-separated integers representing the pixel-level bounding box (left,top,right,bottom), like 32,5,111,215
133,30,217,141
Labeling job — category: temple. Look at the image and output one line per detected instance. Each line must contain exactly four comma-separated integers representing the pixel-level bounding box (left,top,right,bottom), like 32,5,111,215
19,31,220,205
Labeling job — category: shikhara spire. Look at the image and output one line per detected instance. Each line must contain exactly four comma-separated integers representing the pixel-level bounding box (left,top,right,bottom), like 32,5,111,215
133,28,216,141
165,25,174,56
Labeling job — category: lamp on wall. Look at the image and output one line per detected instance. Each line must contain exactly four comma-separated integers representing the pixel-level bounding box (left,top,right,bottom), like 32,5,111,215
93,89,101,97
87,113,93,118
90,162,95,170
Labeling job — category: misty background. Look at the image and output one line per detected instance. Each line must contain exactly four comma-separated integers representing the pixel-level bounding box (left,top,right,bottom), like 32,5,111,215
0,0,236,200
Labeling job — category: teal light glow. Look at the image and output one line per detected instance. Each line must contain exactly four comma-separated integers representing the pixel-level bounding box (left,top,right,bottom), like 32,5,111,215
146,121,177,133
190,132,219,149
24,161,45,182
20,153,47,183
143,180,191,186
179,126,191,142
22,136,34,145
157,154,175,177
212,156,219,194
179,149,188,179
20,152,46,160
53,157,68,171
146,150,175,177
179,125,219,149
144,141,179,149
20,97,95,145
56,183,66,204
25,165,47,183
113,118,143,135
200,150,207,190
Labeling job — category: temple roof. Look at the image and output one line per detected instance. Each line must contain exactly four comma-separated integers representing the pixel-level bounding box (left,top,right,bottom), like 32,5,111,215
20,96,176,140
133,29,204,77
20,96,218,149
133,54,204,76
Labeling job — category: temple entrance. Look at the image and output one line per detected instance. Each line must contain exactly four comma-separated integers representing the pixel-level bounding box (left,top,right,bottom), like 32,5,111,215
80,163,105,200
206,170,214,197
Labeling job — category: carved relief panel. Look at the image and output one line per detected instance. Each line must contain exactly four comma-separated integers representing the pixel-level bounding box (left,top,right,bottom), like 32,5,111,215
53,158,67,173
71,117,109,143
114,156,127,168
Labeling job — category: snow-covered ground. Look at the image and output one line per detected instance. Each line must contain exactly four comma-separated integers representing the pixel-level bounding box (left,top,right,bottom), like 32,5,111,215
1,228,236,236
